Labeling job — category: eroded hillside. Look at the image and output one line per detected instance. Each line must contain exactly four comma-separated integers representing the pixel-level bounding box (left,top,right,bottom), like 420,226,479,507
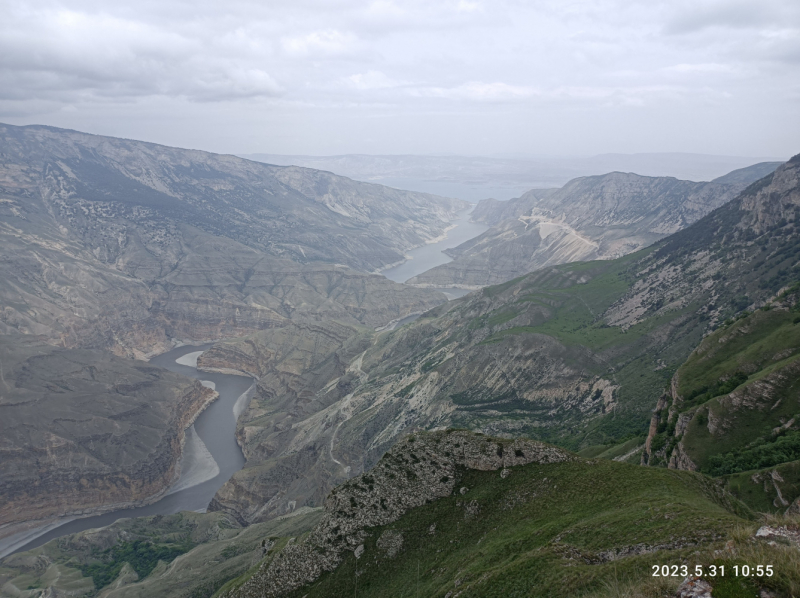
207,157,800,528
0,123,461,551
409,163,780,289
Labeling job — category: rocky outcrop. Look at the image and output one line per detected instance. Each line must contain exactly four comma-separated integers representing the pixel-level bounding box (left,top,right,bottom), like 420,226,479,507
668,443,699,471
642,394,670,465
223,430,572,598
0,337,216,546
409,167,777,289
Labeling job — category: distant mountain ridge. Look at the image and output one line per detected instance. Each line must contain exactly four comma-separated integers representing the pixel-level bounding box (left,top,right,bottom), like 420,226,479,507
241,152,784,199
408,162,780,289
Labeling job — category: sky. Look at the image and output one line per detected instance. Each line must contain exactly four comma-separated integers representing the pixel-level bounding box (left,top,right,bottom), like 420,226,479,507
0,0,798,157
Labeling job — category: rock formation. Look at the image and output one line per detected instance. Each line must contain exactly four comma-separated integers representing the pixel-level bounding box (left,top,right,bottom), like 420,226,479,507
222,430,572,598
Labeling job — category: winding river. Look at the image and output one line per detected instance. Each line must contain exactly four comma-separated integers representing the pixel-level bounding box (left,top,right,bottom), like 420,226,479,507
3,345,253,558
3,209,490,558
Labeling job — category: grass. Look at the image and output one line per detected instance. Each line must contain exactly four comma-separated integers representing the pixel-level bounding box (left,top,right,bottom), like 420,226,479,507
648,303,800,483
722,460,800,513
280,458,752,598
676,309,800,401
481,261,635,351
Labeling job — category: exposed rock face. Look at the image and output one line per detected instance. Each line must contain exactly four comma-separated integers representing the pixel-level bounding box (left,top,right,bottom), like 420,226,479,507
0,123,466,273
206,288,615,526
0,123,459,358
204,321,372,524
469,188,559,225
0,336,216,546
409,166,778,289
648,354,800,473
223,430,572,598
604,157,800,334
0,123,468,551
211,159,800,526
197,321,369,382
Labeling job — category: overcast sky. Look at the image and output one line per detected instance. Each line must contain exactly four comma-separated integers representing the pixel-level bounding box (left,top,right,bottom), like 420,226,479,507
1,0,797,157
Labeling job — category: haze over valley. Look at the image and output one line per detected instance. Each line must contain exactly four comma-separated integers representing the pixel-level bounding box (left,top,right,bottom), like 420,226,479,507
1,0,800,596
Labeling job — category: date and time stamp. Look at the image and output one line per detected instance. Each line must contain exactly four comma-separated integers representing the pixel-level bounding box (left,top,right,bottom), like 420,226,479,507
652,564,774,578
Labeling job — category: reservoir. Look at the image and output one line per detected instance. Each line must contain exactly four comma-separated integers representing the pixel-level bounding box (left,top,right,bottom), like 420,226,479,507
381,207,489,297
3,345,252,558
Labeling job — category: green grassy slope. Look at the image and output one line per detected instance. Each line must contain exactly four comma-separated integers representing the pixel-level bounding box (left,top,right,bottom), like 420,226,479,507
0,510,322,598
353,158,800,457
283,458,751,598
643,288,800,512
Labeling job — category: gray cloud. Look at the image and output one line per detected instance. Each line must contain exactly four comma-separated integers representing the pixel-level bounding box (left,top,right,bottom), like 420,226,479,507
0,0,797,157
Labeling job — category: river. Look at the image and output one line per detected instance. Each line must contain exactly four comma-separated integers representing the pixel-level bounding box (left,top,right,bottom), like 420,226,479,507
381,207,489,298
3,211,489,558
3,345,253,558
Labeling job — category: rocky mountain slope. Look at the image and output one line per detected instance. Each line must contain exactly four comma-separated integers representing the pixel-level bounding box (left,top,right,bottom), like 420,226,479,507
1,124,466,273
0,123,460,358
205,157,800,529
0,123,459,552
0,336,215,553
409,163,780,289
641,284,800,511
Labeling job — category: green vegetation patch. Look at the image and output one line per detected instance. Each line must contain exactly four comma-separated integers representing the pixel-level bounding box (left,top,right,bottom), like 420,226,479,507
652,305,800,475
677,309,800,402
705,430,800,476
481,259,637,350
285,458,750,598
80,539,192,589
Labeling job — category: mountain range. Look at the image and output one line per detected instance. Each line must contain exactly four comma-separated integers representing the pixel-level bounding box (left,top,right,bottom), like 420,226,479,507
1,123,799,598
408,162,781,288
241,152,784,201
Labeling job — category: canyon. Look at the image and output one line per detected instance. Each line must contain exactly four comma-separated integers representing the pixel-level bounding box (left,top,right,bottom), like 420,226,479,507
0,123,463,551
2,124,799,597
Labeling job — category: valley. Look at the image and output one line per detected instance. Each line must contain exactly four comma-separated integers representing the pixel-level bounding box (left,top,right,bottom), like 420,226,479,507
408,163,781,289
2,123,800,598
